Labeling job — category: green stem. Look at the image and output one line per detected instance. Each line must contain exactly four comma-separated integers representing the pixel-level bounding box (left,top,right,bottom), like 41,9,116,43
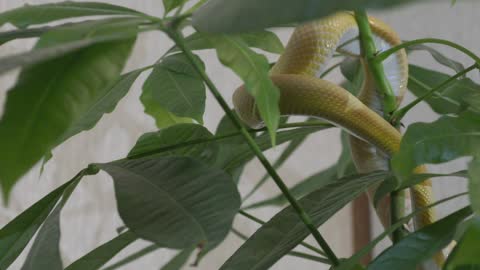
391,63,477,123
127,121,332,160
231,228,331,264
166,26,340,266
238,210,327,257
354,10,397,117
376,38,480,65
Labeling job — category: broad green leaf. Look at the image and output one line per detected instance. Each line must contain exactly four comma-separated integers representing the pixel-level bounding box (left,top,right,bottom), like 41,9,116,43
215,111,253,145
142,53,206,123
243,164,339,209
140,87,193,128
64,231,138,270
0,1,144,29
469,158,480,215
408,65,480,115
336,203,470,270
444,216,480,270
391,112,480,182
407,44,465,74
192,0,423,33
127,123,219,165
160,247,195,270
21,177,82,270
0,18,141,76
98,157,240,254
171,31,284,54
209,35,280,144
163,0,188,14
0,26,49,45
367,206,472,270
340,57,364,96
0,30,135,197
0,177,77,269
220,171,388,270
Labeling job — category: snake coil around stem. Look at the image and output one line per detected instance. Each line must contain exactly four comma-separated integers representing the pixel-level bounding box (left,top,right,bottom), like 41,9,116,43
232,12,442,269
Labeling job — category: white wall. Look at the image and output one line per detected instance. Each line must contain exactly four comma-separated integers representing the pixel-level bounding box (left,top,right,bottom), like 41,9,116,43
0,1,476,269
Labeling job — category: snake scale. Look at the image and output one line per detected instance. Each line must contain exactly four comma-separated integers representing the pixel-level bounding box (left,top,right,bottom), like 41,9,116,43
232,12,443,268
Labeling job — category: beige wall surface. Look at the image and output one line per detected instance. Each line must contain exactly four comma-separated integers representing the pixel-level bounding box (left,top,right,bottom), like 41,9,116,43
0,1,477,269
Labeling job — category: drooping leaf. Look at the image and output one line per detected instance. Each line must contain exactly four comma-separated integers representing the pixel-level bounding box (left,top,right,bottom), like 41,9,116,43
408,65,480,115
209,35,280,144
391,112,480,182
127,123,219,165
367,206,472,270
407,44,465,74
142,53,206,123
64,231,138,270
444,216,480,270
193,0,424,33
0,27,135,197
220,171,388,270
160,247,195,270
171,31,284,54
0,177,78,269
163,0,188,14
0,1,144,29
21,177,82,270
468,158,480,215
98,157,240,255
0,18,141,76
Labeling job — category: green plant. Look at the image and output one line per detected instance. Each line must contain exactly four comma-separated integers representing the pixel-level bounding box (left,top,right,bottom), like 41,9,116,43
0,0,478,269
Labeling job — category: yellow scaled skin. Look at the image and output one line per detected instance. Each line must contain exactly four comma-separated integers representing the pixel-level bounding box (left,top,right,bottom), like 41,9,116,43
233,12,442,267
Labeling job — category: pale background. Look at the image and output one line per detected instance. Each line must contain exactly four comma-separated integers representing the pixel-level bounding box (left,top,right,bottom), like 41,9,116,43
0,0,476,269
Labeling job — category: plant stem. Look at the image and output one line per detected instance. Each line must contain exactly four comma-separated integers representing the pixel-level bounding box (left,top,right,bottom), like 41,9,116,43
354,10,397,117
166,27,340,266
238,210,327,257
376,38,480,65
354,10,404,243
391,63,477,124
231,228,331,264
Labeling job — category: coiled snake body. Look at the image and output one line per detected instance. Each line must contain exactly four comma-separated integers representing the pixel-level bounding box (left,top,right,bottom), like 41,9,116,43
232,12,442,268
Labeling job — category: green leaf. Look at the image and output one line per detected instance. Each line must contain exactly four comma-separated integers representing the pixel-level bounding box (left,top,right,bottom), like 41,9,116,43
243,164,339,209
127,123,219,165
101,244,159,270
0,30,135,197
160,247,195,270
98,156,240,254
220,171,387,270
142,53,206,123
367,206,472,270
140,87,193,128
0,1,144,29
407,44,465,74
0,177,77,269
64,231,138,270
469,158,480,215
408,65,480,115
209,35,280,144
444,216,480,270
391,112,480,182
163,0,188,14
21,177,82,270
0,18,141,76
192,0,422,33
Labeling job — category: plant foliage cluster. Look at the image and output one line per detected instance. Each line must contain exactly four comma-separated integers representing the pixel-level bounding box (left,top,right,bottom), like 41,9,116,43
0,0,478,269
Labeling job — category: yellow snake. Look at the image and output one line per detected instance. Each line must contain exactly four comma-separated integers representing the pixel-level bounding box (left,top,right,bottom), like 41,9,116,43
232,12,442,268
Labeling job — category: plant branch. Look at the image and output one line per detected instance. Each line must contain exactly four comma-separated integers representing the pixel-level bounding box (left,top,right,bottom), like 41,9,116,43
391,63,477,124
166,25,340,265
376,38,480,66
354,10,397,117
238,210,327,257
231,228,331,264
